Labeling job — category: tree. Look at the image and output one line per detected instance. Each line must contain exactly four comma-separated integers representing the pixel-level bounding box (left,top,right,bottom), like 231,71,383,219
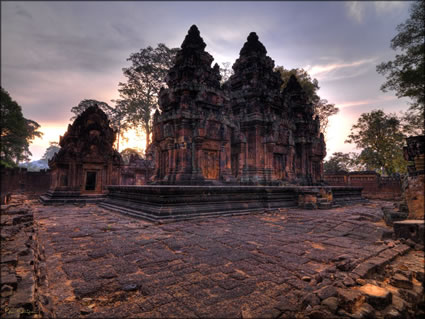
115,44,179,149
345,110,407,175
323,152,363,174
275,66,339,139
70,99,128,151
219,62,234,84
0,87,42,166
324,152,352,173
41,142,60,161
376,0,425,135
120,147,143,165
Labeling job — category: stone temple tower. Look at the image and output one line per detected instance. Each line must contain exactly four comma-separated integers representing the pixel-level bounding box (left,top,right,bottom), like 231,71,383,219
226,32,297,185
150,25,326,186
150,25,235,184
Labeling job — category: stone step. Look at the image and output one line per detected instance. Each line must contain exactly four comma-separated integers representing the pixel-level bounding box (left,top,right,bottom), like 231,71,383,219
99,201,271,223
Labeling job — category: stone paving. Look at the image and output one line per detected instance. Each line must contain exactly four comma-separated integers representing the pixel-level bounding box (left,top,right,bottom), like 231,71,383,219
26,201,423,318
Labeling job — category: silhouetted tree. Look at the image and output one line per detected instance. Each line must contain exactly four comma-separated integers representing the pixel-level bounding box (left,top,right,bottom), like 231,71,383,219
323,152,361,174
219,62,234,84
276,67,339,139
120,147,143,165
376,0,425,134
115,44,179,149
0,87,42,166
41,142,60,161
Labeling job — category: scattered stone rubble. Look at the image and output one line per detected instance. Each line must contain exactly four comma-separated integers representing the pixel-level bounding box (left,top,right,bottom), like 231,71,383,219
2,195,423,318
1,195,39,319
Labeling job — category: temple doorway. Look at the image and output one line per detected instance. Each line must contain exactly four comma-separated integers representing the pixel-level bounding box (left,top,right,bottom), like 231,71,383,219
85,171,97,191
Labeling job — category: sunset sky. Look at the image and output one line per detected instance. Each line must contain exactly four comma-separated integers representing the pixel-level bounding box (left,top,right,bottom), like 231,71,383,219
1,1,413,161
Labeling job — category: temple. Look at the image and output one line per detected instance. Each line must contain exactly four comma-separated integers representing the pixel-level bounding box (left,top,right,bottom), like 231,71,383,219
41,25,359,220
40,106,122,203
150,26,326,186
151,25,235,185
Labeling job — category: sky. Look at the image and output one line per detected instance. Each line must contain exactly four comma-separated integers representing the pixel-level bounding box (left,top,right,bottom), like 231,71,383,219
1,1,413,161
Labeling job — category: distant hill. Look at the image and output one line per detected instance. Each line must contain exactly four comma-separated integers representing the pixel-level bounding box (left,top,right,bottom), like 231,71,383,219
19,159,49,171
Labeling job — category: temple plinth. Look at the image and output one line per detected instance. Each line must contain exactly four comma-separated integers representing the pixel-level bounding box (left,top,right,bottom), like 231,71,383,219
100,25,363,221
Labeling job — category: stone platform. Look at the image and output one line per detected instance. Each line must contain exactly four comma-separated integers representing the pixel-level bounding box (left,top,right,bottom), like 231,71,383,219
40,190,106,204
30,198,423,319
99,185,364,222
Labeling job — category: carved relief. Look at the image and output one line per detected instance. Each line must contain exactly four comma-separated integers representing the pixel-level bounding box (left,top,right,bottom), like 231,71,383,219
150,25,326,185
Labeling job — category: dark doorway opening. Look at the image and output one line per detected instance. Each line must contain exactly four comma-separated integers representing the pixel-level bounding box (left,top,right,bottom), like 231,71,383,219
85,172,97,191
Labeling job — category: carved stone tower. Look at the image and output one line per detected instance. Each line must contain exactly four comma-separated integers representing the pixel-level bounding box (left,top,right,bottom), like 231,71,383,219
226,32,297,185
151,25,235,184
283,75,326,184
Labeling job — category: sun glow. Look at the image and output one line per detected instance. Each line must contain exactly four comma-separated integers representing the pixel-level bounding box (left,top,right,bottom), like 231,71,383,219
29,123,69,161
117,128,147,154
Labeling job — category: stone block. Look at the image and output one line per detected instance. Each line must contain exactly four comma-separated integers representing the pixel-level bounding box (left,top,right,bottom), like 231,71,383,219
393,220,424,244
404,174,424,219
390,273,413,290
358,284,392,310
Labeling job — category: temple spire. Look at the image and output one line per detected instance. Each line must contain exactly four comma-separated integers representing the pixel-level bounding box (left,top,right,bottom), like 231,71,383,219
285,74,304,92
239,32,267,56
181,24,206,51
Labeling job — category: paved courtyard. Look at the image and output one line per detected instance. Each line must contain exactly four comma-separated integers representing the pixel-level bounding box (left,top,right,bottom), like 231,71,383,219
31,201,422,318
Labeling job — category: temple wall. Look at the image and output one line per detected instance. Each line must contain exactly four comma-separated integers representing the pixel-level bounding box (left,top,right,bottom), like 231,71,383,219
1,167,51,202
324,172,402,200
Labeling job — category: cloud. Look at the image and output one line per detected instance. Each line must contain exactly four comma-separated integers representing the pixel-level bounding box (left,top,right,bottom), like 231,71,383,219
15,7,32,19
346,1,409,24
374,2,407,16
346,2,365,24
304,57,376,81
335,95,398,109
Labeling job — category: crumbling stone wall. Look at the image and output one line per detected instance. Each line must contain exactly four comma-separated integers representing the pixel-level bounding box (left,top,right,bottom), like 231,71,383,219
0,195,41,318
403,135,424,219
324,171,402,200
0,168,51,203
120,154,153,185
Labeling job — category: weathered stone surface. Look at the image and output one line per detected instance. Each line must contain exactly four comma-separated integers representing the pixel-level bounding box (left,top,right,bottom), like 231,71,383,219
316,285,337,300
359,284,392,310
391,273,413,290
393,220,424,244
2,196,423,318
40,106,122,203
321,297,339,314
337,288,363,313
150,25,326,186
403,135,424,219
0,196,39,319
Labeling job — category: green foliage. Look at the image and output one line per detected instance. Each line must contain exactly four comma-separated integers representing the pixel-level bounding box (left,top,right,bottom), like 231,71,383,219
275,66,339,138
345,110,407,175
0,87,42,166
115,44,179,148
376,0,425,134
323,152,361,173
